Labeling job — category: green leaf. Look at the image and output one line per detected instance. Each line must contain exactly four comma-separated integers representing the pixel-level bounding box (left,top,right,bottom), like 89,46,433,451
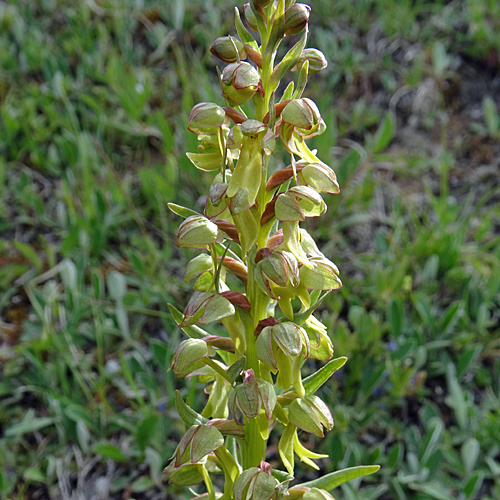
483,96,498,135
297,465,380,491
94,444,128,462
281,81,294,101
420,418,443,465
270,33,307,92
456,346,480,378
64,404,95,429
5,417,54,437
373,112,394,153
186,152,223,171
175,390,209,426
227,356,246,382
303,357,347,396
167,202,200,218
13,241,43,272
135,414,160,451
461,437,480,475
293,60,308,99
145,446,163,486
107,270,126,301
23,467,45,483
169,464,205,486
76,420,90,453
464,472,483,499
410,482,452,500
446,363,467,429
439,302,461,334
360,363,385,396
131,476,156,492
388,298,403,337
337,148,362,185
167,303,208,339
387,443,401,469
235,7,258,49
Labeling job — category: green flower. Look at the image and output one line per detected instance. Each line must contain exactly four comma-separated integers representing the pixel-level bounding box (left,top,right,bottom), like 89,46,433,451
221,62,261,105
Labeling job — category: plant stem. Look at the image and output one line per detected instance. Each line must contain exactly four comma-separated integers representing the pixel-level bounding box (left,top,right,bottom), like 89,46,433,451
203,357,232,383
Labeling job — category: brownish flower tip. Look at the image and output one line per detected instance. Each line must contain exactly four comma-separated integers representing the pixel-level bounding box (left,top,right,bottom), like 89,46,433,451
219,291,252,311
213,219,240,243
203,335,235,353
255,247,273,263
260,197,277,226
244,45,263,68
217,256,248,284
263,100,291,124
223,106,247,124
266,164,306,191
267,229,284,250
254,317,280,337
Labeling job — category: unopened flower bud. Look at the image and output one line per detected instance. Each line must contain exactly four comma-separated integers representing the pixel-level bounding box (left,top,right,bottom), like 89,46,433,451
288,395,333,437
233,461,279,500
221,62,261,106
298,162,339,193
176,215,218,249
288,185,326,217
257,322,308,369
218,256,248,283
170,339,208,378
298,49,328,74
255,249,299,291
181,291,236,327
229,369,277,421
253,0,273,8
243,3,258,31
302,315,333,360
187,102,226,135
173,424,224,467
257,322,309,395
284,3,310,36
185,253,215,291
210,36,247,63
281,98,325,139
241,119,267,137
299,256,342,290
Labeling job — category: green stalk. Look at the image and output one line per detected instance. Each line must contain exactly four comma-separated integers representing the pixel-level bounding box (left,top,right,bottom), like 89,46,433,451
203,358,233,383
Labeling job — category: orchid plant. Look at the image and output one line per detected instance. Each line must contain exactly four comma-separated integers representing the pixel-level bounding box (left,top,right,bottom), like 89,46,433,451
166,1,379,499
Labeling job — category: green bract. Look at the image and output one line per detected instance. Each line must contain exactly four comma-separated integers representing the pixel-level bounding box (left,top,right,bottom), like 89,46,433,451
167,1,380,498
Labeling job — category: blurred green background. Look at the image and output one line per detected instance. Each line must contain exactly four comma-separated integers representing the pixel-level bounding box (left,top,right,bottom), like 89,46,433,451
1,0,499,499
